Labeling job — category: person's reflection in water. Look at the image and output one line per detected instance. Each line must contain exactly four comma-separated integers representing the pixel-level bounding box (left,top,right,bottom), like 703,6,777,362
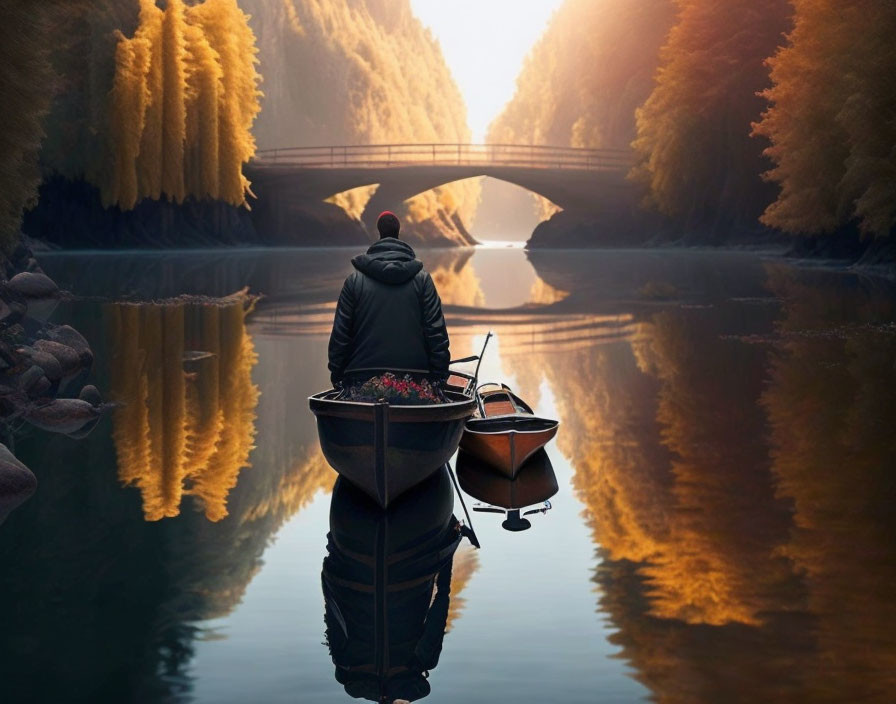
322,467,466,703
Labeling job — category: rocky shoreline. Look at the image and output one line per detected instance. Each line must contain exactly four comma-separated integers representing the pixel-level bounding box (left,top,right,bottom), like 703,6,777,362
0,242,106,523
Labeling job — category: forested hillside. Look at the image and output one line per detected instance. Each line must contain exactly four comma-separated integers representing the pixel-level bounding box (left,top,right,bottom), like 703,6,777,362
242,0,480,245
489,0,674,151
753,1,896,240
493,0,896,255
631,0,791,239
9,0,478,248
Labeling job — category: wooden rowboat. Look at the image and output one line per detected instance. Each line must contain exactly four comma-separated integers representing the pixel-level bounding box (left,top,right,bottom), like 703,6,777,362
309,388,476,509
459,384,559,479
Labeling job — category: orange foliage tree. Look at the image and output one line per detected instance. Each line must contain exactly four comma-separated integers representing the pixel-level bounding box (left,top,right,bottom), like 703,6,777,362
632,0,790,233
753,1,896,238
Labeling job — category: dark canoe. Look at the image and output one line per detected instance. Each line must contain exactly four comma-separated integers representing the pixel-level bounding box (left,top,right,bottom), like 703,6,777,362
459,387,559,479
456,448,559,509
309,389,477,508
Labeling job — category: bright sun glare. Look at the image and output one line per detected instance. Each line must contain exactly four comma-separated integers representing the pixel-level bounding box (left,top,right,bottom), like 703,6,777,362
410,0,565,143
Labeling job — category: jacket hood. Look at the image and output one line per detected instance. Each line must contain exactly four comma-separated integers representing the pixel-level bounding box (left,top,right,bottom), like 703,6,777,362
351,237,423,284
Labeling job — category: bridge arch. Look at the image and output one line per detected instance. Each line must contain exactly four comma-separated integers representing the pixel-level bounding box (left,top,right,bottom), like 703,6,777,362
244,144,639,239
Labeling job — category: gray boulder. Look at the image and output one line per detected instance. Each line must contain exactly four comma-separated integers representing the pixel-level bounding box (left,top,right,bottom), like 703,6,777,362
0,298,26,325
5,272,60,321
43,325,93,368
23,398,101,435
16,365,47,393
78,385,103,407
6,272,58,298
18,347,63,382
32,339,82,378
0,443,37,524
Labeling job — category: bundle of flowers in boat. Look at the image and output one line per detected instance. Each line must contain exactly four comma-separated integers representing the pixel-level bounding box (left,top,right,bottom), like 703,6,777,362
343,373,446,404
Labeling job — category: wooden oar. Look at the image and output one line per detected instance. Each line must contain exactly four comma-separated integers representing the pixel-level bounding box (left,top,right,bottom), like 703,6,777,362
472,331,493,387
471,332,494,416
445,461,481,549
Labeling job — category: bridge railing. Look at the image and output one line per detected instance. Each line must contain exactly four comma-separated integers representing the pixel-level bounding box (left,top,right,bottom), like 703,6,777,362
251,143,634,171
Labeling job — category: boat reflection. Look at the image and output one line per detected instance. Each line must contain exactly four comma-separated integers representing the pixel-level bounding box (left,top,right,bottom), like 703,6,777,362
323,466,472,703
456,449,558,532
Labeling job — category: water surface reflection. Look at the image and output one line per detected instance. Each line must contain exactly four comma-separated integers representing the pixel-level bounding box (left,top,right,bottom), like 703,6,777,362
0,249,893,703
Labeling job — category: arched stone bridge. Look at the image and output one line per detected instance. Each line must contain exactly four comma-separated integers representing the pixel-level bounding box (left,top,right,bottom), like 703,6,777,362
245,144,639,234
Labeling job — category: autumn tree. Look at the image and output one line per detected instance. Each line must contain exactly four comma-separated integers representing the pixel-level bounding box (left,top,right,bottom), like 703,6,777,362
753,1,896,238
103,0,261,210
632,0,791,236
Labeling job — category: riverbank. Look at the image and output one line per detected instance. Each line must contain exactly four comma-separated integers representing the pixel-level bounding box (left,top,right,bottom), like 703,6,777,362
22,176,894,271
0,240,109,521
525,209,896,275
22,177,474,250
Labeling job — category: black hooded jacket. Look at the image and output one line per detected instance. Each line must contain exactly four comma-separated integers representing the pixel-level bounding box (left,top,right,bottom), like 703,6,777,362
328,238,450,386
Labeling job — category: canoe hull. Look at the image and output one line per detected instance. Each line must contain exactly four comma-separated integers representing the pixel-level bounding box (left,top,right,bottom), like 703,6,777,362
459,416,558,479
310,391,476,508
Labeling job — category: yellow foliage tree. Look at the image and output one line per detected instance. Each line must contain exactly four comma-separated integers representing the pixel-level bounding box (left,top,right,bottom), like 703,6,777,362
753,1,896,238
104,0,261,210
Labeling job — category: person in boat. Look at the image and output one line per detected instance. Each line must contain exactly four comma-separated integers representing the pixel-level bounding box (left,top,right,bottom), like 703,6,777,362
328,211,450,402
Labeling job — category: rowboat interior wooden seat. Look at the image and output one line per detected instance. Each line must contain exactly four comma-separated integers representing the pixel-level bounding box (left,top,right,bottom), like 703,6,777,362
444,370,475,396
482,394,516,418
446,373,470,389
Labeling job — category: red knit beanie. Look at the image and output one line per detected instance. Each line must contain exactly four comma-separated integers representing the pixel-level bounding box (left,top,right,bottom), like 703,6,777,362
377,211,401,239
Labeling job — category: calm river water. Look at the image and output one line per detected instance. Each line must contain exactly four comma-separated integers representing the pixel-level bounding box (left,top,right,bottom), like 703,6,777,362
1,247,894,703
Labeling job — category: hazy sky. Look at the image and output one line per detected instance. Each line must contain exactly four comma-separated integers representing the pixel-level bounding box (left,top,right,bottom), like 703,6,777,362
410,0,564,142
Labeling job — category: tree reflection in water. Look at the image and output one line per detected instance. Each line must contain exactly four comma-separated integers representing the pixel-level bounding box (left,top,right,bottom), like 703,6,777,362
761,266,896,701
0,295,335,702
0,251,893,702
502,260,896,702
106,297,260,521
